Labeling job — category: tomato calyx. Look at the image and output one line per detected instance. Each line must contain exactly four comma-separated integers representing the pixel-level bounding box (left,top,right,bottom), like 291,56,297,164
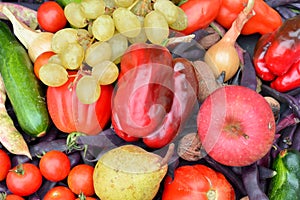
12,164,25,175
77,192,88,200
207,189,217,200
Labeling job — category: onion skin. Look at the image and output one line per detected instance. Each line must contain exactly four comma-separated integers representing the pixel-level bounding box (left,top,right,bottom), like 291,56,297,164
204,40,240,81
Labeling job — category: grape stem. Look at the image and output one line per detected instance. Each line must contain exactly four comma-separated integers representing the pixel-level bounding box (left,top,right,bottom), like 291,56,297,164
164,34,195,46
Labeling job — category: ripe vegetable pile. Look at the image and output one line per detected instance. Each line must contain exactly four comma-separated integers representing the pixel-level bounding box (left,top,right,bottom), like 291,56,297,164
0,0,300,199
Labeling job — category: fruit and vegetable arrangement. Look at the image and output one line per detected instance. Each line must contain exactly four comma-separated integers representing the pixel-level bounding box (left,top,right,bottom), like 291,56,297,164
0,0,300,199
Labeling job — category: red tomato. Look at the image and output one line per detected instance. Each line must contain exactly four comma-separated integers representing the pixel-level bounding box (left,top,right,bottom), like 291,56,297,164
162,164,235,200
34,51,56,79
46,72,113,135
6,163,42,197
39,150,71,182
67,164,95,196
37,1,67,32
5,194,25,200
0,149,11,181
44,186,76,200
179,0,222,35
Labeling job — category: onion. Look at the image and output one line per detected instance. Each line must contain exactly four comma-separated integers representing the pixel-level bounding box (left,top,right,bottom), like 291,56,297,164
204,0,255,82
0,5,53,62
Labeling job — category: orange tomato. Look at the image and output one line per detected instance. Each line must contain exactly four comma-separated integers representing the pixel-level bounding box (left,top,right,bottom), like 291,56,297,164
34,51,56,79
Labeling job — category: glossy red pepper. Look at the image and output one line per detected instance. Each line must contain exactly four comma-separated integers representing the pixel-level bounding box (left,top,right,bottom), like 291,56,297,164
215,0,282,35
112,43,198,148
179,0,222,35
271,60,300,92
47,71,113,135
253,15,300,92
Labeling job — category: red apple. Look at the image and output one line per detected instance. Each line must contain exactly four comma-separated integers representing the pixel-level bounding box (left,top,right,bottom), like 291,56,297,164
197,85,275,166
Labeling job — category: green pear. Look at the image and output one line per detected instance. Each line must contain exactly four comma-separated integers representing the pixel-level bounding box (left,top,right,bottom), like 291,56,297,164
93,144,173,200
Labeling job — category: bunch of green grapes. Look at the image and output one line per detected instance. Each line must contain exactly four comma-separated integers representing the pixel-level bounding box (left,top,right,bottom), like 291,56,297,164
39,27,122,104
64,0,188,44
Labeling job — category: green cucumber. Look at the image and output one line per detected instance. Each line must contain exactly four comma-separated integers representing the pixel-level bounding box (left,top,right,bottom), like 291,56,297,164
268,149,300,200
0,21,49,137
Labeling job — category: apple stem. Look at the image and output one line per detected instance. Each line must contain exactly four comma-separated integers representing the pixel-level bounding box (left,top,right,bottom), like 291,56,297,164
160,143,175,167
243,133,249,139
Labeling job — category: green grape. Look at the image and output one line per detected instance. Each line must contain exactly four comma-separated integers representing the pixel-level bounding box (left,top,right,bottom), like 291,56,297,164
51,28,78,54
80,0,105,19
92,15,115,42
144,10,169,45
48,54,63,65
153,0,178,24
39,63,68,87
114,0,134,8
127,16,148,44
108,32,128,63
113,7,141,38
169,7,188,31
92,60,119,85
60,43,85,70
77,28,93,50
64,2,88,28
76,75,101,104
85,41,112,66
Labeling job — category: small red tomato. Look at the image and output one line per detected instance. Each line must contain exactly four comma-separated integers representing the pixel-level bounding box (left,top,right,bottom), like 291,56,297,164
67,164,95,196
0,149,11,181
37,1,67,32
44,186,76,200
34,51,56,79
6,163,43,197
39,150,71,182
162,164,235,200
5,194,25,200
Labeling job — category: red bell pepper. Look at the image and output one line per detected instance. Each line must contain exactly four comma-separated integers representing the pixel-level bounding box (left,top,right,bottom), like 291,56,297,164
179,0,222,35
253,15,300,92
112,43,198,148
47,71,113,135
215,0,282,35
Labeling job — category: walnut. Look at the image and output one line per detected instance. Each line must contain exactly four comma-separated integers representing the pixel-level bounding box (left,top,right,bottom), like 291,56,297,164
177,132,206,161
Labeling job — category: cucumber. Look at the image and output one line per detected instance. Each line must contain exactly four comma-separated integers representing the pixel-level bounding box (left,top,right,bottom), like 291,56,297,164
268,149,300,200
0,21,49,137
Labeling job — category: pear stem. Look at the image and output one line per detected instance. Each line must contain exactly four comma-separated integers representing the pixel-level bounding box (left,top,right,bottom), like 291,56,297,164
160,143,175,167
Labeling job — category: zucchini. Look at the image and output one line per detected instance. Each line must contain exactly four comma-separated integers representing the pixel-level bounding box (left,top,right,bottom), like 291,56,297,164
268,149,300,200
0,21,49,137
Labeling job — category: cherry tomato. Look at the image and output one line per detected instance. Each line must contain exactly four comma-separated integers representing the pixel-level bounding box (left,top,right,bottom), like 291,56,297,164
162,164,235,200
6,163,42,197
5,194,25,200
179,0,222,35
44,186,76,200
34,51,56,79
0,149,11,181
37,1,67,32
67,164,95,196
39,150,71,182
47,71,113,135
